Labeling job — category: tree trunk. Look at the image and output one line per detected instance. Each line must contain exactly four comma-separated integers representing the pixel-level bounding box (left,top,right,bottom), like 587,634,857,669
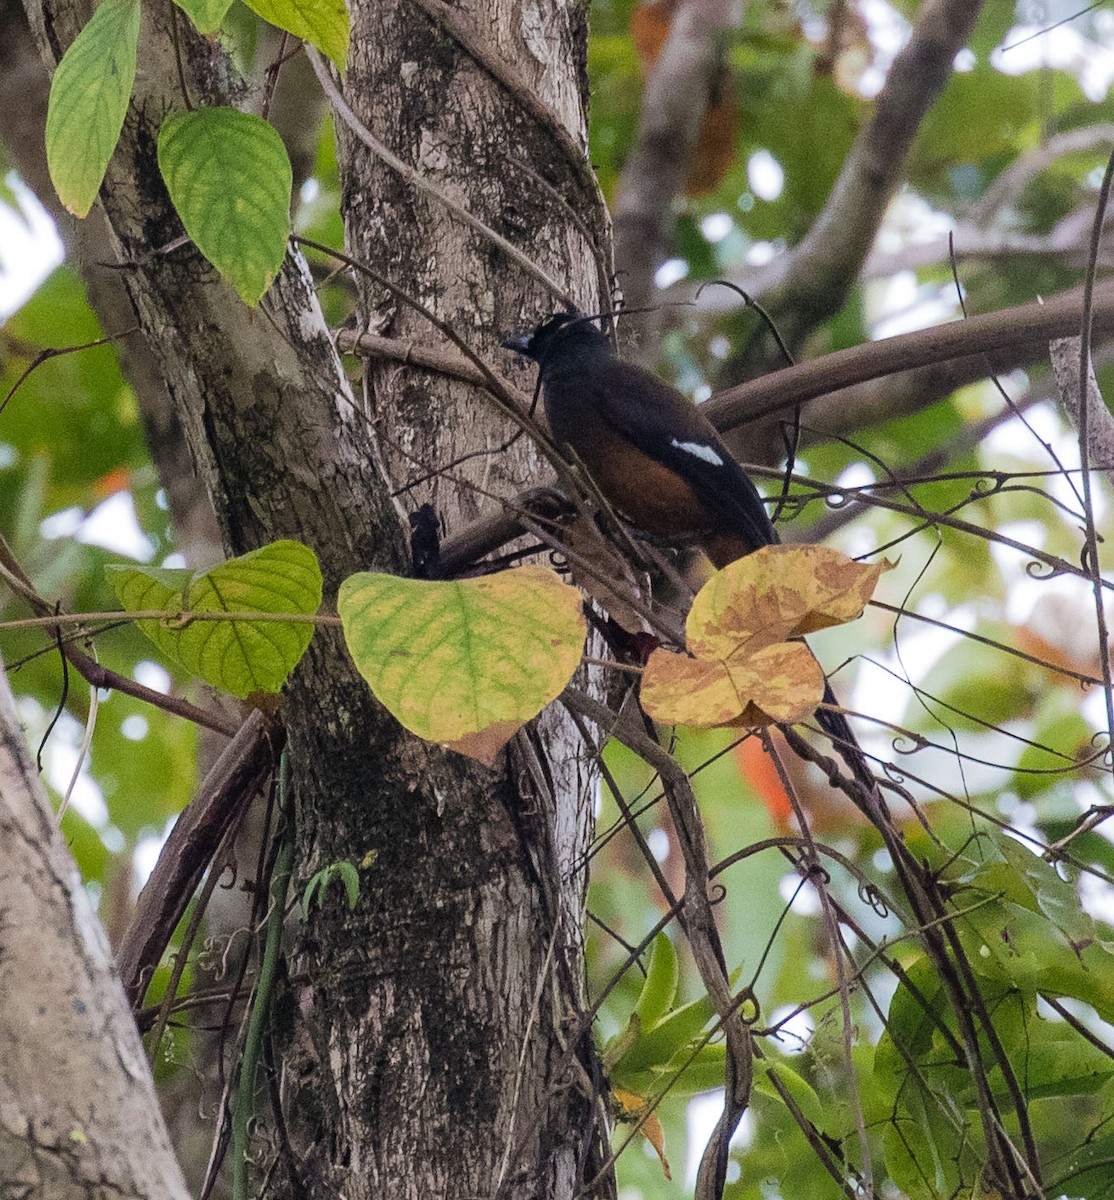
15,0,611,1194
0,662,191,1199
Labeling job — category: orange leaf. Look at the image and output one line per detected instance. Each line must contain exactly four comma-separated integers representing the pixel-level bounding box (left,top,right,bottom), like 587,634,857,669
641,650,740,727
734,734,792,825
642,640,823,727
684,81,738,197
630,0,675,76
613,1088,672,1179
689,545,892,658
93,465,132,499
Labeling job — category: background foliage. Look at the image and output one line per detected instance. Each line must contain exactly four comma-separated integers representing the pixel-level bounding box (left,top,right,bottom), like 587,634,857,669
4,1,1114,1196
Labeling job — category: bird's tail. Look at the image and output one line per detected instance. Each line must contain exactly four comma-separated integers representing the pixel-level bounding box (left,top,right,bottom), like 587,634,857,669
814,682,892,826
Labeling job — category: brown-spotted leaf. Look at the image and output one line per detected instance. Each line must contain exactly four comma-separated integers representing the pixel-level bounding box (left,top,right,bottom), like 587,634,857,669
642,640,823,727
641,546,889,730
688,545,893,658
442,721,521,770
724,642,826,724
640,649,740,727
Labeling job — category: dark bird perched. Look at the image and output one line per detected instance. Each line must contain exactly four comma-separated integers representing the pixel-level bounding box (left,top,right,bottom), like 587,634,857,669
503,311,885,814
503,313,774,570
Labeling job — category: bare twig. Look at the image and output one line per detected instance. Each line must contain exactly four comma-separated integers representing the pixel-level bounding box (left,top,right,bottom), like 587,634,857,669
334,328,492,388
562,685,752,1200
1072,144,1114,780
970,124,1114,225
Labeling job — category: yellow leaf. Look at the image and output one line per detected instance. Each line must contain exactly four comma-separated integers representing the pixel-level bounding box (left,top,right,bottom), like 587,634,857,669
641,545,891,729
338,566,586,765
641,651,741,727
613,1088,671,1179
642,640,824,726
689,545,891,657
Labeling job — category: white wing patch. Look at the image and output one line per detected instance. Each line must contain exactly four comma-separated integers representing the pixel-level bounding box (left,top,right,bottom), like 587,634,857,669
671,438,723,467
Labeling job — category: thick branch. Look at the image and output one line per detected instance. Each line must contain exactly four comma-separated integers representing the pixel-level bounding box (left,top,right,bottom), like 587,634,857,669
612,0,735,316
430,280,1114,572
727,0,986,372
115,710,279,1008
708,278,1114,432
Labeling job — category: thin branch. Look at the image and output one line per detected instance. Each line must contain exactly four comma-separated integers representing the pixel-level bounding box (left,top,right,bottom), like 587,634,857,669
1073,144,1114,781
116,710,281,1009
0,609,340,631
334,328,492,388
562,685,752,1200
970,124,1114,225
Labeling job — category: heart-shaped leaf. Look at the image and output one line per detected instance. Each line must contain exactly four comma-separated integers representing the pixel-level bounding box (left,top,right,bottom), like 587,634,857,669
107,539,322,698
338,566,585,765
642,545,891,728
158,108,292,306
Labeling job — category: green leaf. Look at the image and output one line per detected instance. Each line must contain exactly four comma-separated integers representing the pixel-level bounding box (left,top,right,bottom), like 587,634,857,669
1051,1133,1114,1199
619,1041,728,1100
958,895,1114,1024
602,1013,642,1072
633,934,679,1029
45,0,140,217
157,108,292,306
752,1059,824,1129
107,539,322,698
241,0,349,68
613,990,717,1076
334,860,360,908
303,861,361,912
172,0,235,35
337,566,586,766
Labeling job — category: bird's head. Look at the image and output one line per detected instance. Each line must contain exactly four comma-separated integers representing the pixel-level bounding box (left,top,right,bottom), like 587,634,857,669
501,311,611,369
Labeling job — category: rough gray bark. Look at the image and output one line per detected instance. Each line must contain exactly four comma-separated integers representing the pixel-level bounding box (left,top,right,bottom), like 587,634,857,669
1050,337,1114,484
319,0,610,1193
14,0,610,1195
0,659,191,1199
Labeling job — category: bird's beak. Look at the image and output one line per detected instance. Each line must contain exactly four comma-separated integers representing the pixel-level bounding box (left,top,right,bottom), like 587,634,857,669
500,331,532,355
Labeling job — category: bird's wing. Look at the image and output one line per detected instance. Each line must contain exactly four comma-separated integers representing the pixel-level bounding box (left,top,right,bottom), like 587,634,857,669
590,360,778,552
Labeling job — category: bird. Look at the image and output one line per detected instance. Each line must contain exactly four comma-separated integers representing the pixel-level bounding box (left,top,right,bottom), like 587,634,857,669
503,312,774,570
503,310,887,817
